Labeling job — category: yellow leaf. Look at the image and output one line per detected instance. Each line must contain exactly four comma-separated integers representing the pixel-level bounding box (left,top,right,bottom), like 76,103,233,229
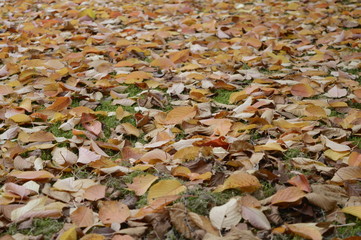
254,142,286,152
341,206,361,219
324,149,349,161
19,98,32,112
9,114,32,123
80,9,96,19
147,179,186,203
229,91,247,104
214,171,261,193
80,234,105,240
59,227,77,240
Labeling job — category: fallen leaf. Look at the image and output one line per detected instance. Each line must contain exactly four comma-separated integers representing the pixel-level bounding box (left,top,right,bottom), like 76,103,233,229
215,171,261,193
163,106,197,125
271,187,306,206
331,166,361,182
98,201,130,224
70,206,95,227
341,206,361,220
147,179,186,203
209,197,242,230
242,206,271,230
84,184,106,201
286,223,323,240
126,174,158,196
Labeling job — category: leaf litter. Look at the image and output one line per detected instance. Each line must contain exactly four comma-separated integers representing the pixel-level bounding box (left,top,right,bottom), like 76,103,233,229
0,0,360,239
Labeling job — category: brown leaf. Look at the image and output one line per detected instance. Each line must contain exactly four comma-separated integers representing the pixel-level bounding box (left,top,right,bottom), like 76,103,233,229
291,83,315,98
164,106,197,125
126,174,158,196
271,187,306,206
98,201,130,224
84,184,106,201
70,206,95,227
47,97,71,111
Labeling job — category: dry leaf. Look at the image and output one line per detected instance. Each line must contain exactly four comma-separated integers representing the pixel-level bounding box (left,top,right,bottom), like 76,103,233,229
209,197,242,230
147,179,186,203
70,206,95,227
126,174,158,196
215,171,261,193
271,187,306,206
98,201,130,224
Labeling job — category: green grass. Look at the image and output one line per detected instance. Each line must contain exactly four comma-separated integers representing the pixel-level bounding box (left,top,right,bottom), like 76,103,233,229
348,100,361,109
60,165,95,179
125,84,143,97
177,188,242,216
283,148,304,160
329,109,345,117
259,180,276,198
333,216,361,238
3,218,64,240
213,89,236,104
48,122,73,138
344,68,361,84
349,136,361,149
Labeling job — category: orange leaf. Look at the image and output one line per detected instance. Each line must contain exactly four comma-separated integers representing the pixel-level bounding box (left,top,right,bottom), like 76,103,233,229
126,174,158,196
271,187,306,206
9,170,54,180
291,83,314,97
286,223,323,240
150,57,175,69
164,106,197,125
349,152,361,167
47,97,71,111
287,174,311,193
169,50,190,64
98,201,130,224
200,118,233,136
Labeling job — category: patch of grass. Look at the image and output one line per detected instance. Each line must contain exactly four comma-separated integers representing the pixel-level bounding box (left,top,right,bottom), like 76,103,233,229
349,136,361,149
348,100,361,109
121,115,136,126
165,229,188,240
98,115,119,138
70,97,81,107
122,170,148,184
125,84,143,97
136,194,148,208
48,122,73,138
344,68,361,84
283,148,305,160
250,129,263,141
61,165,95,179
178,188,242,216
95,100,118,112
4,218,64,240
329,109,345,117
213,89,236,104
334,216,361,238
260,180,276,198
40,149,52,160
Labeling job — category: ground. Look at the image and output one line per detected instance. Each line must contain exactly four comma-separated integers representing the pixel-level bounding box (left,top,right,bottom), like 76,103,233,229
0,0,360,239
